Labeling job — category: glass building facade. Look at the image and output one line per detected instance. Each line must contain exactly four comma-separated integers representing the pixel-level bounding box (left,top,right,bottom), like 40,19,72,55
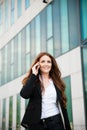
0,0,87,130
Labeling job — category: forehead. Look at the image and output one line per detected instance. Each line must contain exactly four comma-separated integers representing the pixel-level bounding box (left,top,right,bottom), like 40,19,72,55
39,55,51,61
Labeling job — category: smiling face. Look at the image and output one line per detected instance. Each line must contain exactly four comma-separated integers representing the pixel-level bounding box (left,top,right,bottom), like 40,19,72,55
39,55,52,75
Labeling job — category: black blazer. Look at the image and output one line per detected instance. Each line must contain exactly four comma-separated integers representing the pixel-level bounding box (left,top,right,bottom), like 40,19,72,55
20,74,71,130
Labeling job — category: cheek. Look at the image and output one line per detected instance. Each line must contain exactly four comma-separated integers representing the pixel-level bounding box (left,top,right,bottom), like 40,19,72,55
39,64,43,70
50,64,52,68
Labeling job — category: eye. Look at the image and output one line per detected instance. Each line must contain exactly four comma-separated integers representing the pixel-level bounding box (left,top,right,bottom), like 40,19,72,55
47,60,51,63
41,60,45,63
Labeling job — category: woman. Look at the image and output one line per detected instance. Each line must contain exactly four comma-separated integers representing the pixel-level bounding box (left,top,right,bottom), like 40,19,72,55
20,52,71,130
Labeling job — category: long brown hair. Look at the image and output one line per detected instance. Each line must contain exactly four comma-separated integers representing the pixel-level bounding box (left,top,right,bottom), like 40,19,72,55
22,52,67,108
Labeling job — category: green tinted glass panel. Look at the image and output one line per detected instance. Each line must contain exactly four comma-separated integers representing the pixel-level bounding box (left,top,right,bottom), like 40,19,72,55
63,76,73,129
16,94,21,130
9,96,13,130
80,0,87,40
25,99,29,108
2,99,6,130
60,0,69,53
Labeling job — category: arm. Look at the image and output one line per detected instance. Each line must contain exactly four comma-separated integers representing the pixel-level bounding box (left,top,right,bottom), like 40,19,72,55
59,102,71,130
62,107,71,130
20,74,37,99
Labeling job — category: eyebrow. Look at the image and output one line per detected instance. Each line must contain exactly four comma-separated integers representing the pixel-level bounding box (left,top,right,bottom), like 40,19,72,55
40,60,51,62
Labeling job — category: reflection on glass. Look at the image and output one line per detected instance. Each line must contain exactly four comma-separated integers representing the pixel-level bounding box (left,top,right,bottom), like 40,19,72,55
1,48,5,84
11,40,14,80
63,76,73,129
0,49,1,86
60,0,69,53
47,5,53,39
25,99,29,108
25,0,30,9
17,0,22,17
0,4,3,35
5,45,7,83
26,24,30,53
11,0,14,25
47,38,53,56
35,15,41,55
0,72,1,86
16,94,21,130
2,99,6,130
26,54,30,72
9,96,13,130
80,0,87,40
18,33,22,76
5,0,9,30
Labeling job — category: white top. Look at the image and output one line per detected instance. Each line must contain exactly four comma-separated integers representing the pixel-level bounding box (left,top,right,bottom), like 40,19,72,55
41,80,59,119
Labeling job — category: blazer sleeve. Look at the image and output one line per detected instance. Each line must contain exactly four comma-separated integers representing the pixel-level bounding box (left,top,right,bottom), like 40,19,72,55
57,88,71,130
61,106,71,130
20,74,37,99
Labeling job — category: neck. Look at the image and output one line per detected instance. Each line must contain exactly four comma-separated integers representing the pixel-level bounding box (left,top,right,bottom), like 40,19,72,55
41,73,50,80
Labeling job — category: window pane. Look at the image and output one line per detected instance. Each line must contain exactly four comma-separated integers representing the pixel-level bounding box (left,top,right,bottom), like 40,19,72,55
17,0,22,17
11,40,14,80
63,76,73,129
68,0,80,49
0,72,1,86
47,5,53,39
52,0,61,57
0,51,1,86
26,53,30,72
0,51,2,85
2,99,6,130
5,45,7,83
47,38,53,56
5,0,9,30
60,0,69,53
25,99,29,108
16,94,21,130
11,0,14,25
35,15,41,55
0,50,1,72
25,0,30,9
0,4,3,34
18,33,22,76
14,36,18,78
80,0,87,40
9,96,13,130
26,24,30,53
1,48,5,85
7,44,11,82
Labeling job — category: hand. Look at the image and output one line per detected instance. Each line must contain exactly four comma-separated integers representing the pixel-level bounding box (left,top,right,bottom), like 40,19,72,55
32,62,40,75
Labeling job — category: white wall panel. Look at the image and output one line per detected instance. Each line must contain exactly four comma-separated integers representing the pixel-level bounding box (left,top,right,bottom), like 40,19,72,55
56,47,85,130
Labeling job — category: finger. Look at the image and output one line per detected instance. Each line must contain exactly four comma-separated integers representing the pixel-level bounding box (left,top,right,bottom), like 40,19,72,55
35,62,40,67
